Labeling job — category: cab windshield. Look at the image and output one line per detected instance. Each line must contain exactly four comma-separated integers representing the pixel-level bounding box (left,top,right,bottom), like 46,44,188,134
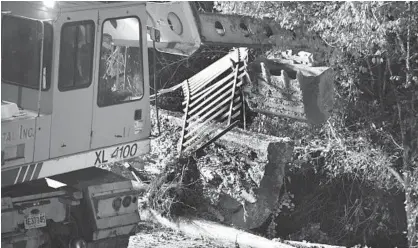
98,17,144,107
1,15,52,90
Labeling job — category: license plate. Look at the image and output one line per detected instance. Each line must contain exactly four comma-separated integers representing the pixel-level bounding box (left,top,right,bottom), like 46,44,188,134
24,213,46,229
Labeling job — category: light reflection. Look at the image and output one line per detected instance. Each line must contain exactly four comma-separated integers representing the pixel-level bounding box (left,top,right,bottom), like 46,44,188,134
42,0,55,9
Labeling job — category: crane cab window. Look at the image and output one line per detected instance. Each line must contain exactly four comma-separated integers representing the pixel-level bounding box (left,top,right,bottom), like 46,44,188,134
1,15,52,90
58,21,95,91
98,17,144,107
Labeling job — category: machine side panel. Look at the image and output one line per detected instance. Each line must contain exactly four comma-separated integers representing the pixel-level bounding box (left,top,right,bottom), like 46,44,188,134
90,5,151,149
2,162,43,186
49,10,97,158
1,138,150,187
1,84,53,115
2,114,51,167
34,115,52,162
2,117,36,167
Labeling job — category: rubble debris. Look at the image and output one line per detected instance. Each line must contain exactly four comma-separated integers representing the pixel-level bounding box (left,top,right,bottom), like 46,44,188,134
153,108,294,230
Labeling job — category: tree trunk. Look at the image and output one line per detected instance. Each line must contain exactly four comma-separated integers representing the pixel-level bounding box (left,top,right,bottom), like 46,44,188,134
404,172,417,247
401,2,417,246
140,208,295,248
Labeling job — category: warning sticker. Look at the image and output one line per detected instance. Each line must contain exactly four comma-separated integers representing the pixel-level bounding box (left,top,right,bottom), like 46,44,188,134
134,120,143,134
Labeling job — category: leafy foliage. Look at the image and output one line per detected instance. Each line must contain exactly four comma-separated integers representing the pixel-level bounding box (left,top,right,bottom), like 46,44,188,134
214,1,418,247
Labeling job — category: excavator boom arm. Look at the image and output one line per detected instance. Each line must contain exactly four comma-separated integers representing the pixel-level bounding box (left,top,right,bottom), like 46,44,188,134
146,2,290,56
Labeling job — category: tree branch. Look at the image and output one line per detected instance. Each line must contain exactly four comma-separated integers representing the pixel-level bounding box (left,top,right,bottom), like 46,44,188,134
388,133,404,150
388,167,405,187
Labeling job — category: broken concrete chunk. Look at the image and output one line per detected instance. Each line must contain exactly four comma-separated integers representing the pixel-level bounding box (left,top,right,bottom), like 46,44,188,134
220,140,293,230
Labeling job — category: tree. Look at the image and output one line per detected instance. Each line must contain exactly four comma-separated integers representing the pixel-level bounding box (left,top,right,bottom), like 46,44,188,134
215,1,417,246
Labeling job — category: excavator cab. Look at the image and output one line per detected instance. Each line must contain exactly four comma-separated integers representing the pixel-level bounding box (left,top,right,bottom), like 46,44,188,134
2,3,151,247
1,2,151,184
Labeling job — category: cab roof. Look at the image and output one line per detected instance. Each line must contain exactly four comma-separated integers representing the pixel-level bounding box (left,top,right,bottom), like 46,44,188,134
1,1,144,21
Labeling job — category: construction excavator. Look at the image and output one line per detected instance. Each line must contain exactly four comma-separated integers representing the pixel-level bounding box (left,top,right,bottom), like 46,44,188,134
1,1,334,248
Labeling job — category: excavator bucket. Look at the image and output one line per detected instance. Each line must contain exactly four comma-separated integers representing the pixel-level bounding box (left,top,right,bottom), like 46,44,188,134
244,53,335,125
146,2,290,56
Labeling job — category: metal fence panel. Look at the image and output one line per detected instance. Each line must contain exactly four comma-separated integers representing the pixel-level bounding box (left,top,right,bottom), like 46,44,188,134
179,48,249,156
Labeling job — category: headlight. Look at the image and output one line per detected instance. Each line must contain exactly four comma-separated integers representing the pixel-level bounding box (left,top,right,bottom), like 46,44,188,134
122,196,132,208
112,197,122,211
70,238,87,248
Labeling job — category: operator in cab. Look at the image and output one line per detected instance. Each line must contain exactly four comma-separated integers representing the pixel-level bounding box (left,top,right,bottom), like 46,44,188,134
98,33,132,106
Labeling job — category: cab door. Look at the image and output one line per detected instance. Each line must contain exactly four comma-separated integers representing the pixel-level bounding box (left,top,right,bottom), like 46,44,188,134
91,4,150,149
50,10,97,158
